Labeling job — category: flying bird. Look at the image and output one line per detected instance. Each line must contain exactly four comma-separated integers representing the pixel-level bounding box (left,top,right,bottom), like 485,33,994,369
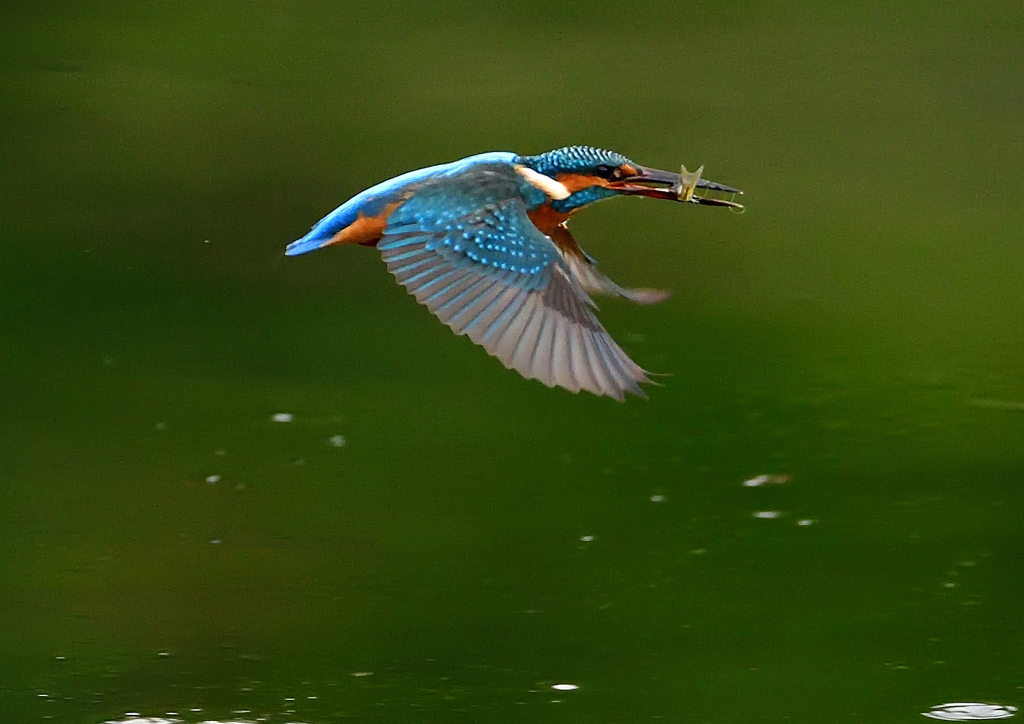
287,146,742,400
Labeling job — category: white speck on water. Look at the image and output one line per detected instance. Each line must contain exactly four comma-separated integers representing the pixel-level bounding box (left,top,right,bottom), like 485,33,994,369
650,494,665,503
272,413,294,423
205,475,221,484
214,449,226,455
742,474,790,487
552,683,579,691
797,518,815,526
580,535,594,542
329,435,346,447
210,539,222,545
351,671,373,677
157,652,170,657
155,422,166,431
754,510,782,519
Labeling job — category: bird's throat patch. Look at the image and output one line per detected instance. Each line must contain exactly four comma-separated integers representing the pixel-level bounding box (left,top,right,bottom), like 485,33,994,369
515,165,571,200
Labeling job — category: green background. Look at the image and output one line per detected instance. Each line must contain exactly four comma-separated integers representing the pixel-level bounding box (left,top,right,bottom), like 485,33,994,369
2,2,1022,722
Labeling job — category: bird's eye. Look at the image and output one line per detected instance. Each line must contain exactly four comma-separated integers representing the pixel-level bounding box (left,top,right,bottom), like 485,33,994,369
594,164,624,180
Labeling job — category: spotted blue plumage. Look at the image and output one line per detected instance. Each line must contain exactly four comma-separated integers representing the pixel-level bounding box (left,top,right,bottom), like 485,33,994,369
517,146,635,177
379,163,555,288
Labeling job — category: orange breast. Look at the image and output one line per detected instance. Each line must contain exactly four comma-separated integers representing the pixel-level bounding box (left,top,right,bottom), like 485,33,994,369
327,202,400,247
527,202,571,236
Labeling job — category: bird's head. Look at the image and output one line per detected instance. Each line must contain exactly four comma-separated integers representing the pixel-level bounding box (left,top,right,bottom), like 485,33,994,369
515,146,742,213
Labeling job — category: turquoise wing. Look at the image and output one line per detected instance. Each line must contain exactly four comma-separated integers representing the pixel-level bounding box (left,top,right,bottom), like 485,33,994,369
378,163,651,400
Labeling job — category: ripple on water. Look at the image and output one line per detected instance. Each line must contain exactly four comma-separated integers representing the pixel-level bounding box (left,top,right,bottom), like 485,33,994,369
923,703,1018,721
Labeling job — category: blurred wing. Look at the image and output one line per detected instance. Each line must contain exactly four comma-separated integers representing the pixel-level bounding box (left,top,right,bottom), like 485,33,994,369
378,163,652,399
548,224,671,305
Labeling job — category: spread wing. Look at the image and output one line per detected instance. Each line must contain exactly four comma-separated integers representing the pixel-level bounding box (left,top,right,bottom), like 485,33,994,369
377,163,652,400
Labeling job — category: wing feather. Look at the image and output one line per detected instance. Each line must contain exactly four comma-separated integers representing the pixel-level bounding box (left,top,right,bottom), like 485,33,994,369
549,315,576,392
511,297,547,377
567,325,595,394
584,333,614,397
453,279,514,335
377,162,654,399
422,270,480,307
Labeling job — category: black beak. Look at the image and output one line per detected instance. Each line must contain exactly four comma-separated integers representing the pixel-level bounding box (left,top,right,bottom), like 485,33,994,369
614,165,744,209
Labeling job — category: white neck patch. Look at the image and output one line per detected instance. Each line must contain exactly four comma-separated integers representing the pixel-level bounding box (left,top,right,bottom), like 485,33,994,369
515,165,571,200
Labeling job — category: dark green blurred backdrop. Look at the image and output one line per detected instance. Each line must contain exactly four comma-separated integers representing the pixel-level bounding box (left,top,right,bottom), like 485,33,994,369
2,2,1022,723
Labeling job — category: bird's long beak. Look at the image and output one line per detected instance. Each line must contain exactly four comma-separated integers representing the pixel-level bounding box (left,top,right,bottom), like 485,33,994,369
613,165,744,209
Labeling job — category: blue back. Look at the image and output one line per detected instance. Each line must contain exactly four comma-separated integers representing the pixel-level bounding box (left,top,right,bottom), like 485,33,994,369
286,151,517,256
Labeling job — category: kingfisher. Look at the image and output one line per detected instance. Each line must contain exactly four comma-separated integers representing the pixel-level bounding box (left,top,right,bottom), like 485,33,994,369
286,146,742,400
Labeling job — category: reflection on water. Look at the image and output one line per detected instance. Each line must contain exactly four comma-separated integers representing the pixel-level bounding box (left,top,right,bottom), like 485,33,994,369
923,703,1018,721
742,473,790,487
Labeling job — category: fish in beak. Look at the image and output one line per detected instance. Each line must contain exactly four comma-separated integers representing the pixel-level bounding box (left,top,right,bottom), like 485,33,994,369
613,164,744,209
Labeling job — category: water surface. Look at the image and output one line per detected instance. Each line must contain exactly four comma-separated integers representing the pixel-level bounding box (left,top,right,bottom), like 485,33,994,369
1,2,1022,722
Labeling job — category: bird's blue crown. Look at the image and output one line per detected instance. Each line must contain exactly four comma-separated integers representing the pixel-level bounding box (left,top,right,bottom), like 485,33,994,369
516,146,636,177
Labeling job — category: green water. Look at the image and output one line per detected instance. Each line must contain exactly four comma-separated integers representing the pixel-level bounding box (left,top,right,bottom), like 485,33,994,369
2,2,1023,723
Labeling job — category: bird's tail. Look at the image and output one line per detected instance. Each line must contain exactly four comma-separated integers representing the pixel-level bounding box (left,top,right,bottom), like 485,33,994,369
285,230,332,256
